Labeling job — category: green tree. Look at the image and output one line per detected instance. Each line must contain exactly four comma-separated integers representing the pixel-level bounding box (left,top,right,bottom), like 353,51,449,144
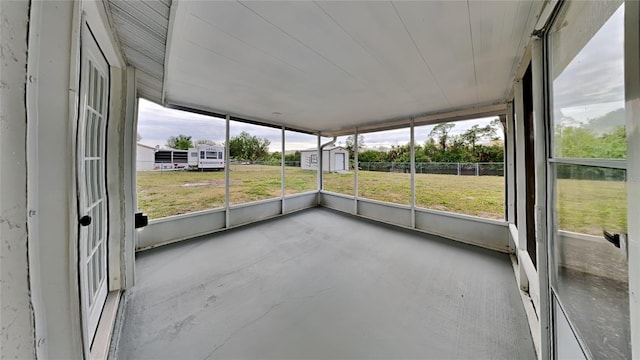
556,125,626,159
359,149,387,162
423,138,439,161
285,151,301,162
461,124,497,152
345,135,365,159
599,126,626,158
228,131,271,162
166,134,193,150
388,144,411,162
428,123,455,152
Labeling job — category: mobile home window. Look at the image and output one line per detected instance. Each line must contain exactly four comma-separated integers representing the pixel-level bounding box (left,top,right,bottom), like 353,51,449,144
206,151,218,159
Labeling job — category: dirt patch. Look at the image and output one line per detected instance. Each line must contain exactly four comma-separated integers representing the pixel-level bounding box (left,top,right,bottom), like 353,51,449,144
182,180,242,187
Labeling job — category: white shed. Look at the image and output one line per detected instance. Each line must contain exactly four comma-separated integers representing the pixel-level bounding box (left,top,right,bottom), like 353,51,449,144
136,143,156,171
300,146,349,172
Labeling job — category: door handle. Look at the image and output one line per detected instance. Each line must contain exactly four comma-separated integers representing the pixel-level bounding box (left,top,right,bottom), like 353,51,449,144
135,212,148,229
603,230,620,248
603,231,628,260
79,215,92,227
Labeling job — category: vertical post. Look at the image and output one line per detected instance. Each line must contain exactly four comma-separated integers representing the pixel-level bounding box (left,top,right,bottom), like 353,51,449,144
475,162,479,176
354,128,359,214
457,163,461,176
122,67,137,289
410,119,416,228
532,36,550,360
225,115,230,228
317,134,321,205
625,1,640,356
514,79,529,290
506,107,516,225
281,127,285,214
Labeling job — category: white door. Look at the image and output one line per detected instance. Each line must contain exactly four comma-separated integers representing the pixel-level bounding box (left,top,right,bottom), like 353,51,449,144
77,24,110,345
546,2,630,358
335,153,345,171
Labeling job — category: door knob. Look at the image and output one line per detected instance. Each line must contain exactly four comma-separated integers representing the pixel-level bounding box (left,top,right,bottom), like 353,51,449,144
79,215,92,227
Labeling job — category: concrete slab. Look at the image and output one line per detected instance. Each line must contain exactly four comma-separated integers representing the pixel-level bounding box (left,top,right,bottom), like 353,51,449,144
117,208,535,359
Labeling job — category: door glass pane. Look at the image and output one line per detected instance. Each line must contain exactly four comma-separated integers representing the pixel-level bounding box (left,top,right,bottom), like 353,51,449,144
554,296,587,360
98,74,104,113
95,115,103,158
550,1,625,160
87,59,94,109
551,164,629,358
92,67,99,110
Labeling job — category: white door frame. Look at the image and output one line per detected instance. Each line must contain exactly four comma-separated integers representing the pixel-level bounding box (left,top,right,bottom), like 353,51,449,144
624,0,639,357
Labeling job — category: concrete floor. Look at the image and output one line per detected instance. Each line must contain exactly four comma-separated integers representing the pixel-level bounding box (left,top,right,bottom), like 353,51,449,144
117,208,535,359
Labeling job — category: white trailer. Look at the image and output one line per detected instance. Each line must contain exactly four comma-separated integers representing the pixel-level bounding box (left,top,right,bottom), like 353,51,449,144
188,145,225,170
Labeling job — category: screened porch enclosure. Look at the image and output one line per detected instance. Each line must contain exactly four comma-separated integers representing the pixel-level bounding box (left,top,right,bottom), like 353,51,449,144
116,1,638,359
6,0,637,359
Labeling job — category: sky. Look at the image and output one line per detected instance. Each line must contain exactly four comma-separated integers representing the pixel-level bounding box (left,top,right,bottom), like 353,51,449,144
137,98,499,152
551,4,625,126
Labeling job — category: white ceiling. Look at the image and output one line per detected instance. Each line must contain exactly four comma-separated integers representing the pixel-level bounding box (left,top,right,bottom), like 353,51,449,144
163,1,542,133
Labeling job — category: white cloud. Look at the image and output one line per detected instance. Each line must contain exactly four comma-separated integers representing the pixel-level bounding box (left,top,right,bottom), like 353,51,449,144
552,5,625,123
137,99,227,148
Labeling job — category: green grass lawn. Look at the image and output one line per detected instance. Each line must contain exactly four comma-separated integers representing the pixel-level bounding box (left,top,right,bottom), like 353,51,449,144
137,165,626,236
556,178,626,235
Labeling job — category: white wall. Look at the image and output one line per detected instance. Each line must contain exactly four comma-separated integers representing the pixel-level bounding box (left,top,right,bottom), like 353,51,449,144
137,145,155,171
26,1,85,357
21,1,133,357
301,150,323,171
0,1,36,358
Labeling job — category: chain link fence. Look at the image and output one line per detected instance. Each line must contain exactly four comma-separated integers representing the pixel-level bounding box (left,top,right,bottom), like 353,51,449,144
137,159,504,176
358,162,504,176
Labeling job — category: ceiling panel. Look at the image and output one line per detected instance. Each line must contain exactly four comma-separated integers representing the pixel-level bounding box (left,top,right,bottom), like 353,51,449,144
392,1,476,106
163,0,541,133
109,0,171,103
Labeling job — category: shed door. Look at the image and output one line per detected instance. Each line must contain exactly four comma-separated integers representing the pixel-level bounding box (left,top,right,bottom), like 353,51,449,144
335,153,345,171
77,24,110,345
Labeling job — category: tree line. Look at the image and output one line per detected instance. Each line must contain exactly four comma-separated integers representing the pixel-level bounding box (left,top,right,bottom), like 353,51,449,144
164,120,507,164
349,119,505,163
166,131,271,162
159,109,625,168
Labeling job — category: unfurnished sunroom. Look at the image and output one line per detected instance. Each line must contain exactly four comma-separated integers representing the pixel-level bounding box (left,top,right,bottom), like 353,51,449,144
1,0,638,359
